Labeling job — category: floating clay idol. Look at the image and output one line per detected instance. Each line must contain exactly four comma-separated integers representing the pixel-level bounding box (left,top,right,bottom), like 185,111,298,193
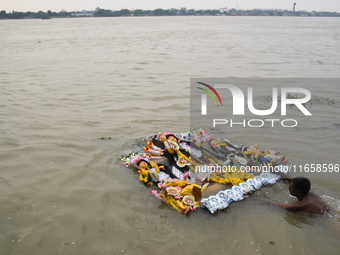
120,128,289,214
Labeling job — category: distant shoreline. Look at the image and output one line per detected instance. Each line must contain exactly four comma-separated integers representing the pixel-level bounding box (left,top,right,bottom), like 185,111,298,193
2,16,340,21
1,8,340,20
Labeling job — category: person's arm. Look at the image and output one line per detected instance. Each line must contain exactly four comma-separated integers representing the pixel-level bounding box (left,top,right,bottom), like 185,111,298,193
264,166,293,182
277,201,308,211
265,166,293,182
258,197,308,211
276,171,293,182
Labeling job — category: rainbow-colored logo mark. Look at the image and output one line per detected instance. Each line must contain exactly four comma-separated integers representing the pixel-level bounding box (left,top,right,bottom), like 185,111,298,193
196,82,223,107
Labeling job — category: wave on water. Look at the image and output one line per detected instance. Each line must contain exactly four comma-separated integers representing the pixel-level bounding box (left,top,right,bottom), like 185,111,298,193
322,195,340,212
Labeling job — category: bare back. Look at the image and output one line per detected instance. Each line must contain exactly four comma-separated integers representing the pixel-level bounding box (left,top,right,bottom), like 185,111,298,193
302,191,331,214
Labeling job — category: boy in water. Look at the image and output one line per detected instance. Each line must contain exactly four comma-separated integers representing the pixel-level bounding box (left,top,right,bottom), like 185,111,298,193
270,172,330,214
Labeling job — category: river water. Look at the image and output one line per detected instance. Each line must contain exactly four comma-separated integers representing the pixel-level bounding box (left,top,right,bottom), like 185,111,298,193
1,16,340,255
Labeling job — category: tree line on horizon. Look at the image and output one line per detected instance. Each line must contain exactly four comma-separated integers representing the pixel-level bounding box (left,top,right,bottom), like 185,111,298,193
1,8,340,19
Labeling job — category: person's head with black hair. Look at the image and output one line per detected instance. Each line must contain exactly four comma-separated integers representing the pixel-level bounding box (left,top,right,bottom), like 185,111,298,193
289,177,311,197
